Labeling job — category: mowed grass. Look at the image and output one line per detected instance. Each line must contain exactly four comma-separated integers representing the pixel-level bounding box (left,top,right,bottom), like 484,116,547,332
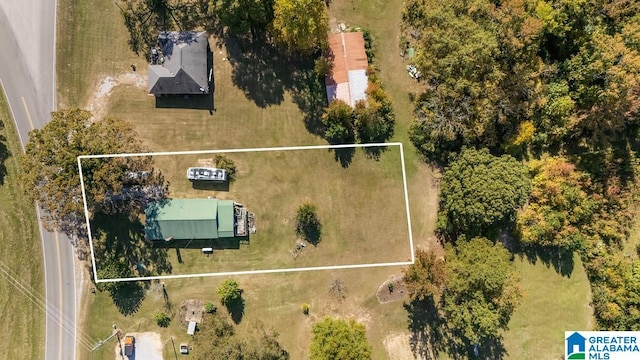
91,146,412,277
0,89,45,358
64,0,437,355
503,254,593,360
56,0,143,107
58,0,608,359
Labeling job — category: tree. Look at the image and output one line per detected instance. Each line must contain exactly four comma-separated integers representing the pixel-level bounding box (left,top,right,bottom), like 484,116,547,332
404,0,544,162
314,56,333,78
214,154,237,182
403,248,447,302
437,148,531,239
322,100,355,144
215,0,274,37
22,109,154,239
271,0,329,55
192,314,289,360
443,237,522,345
295,202,322,245
310,317,372,360
154,311,171,327
119,0,191,55
353,83,396,144
95,259,133,294
516,157,597,251
217,279,241,306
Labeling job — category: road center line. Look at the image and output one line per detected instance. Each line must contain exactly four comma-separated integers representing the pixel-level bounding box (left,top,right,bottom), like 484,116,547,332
21,96,35,130
55,230,63,360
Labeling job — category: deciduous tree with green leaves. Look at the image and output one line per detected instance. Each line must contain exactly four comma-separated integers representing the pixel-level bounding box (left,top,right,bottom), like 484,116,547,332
310,317,372,360
437,147,531,239
217,279,241,306
443,237,522,345
192,315,289,360
271,0,329,55
215,0,274,37
295,202,322,245
22,109,156,240
354,83,396,144
322,100,355,144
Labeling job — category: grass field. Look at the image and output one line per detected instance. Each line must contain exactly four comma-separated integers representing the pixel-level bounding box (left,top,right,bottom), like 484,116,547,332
57,0,594,358
89,145,413,279
503,254,593,359
0,88,45,359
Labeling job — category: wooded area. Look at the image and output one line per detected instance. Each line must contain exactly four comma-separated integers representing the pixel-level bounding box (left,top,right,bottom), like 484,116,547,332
403,0,640,349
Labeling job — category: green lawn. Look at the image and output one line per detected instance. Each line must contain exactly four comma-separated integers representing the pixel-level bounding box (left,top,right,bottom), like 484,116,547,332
0,88,45,358
90,146,412,278
503,254,593,360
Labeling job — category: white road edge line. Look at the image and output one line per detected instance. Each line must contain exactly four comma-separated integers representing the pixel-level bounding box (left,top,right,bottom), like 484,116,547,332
55,231,63,360
51,0,77,357
78,142,416,283
0,79,26,151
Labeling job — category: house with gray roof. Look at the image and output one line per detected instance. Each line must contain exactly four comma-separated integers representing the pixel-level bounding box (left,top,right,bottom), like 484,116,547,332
148,31,210,95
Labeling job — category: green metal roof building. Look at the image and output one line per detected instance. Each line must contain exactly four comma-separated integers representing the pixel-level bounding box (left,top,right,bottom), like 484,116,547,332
144,198,238,240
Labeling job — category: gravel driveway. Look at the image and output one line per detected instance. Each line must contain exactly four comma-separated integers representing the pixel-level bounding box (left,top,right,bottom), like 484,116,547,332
115,332,163,360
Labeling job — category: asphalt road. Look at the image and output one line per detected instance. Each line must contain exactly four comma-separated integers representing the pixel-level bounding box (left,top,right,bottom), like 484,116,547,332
0,1,78,359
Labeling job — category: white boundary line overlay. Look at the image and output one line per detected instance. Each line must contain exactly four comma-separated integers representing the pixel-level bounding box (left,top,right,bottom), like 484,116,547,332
77,142,415,283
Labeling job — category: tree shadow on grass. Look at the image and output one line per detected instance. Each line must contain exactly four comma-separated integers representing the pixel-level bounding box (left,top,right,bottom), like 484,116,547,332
514,243,575,278
112,281,146,316
0,132,9,186
330,147,355,168
362,144,389,160
404,298,507,359
217,33,328,136
287,57,328,137
225,296,245,324
404,298,446,359
223,34,286,108
91,212,173,278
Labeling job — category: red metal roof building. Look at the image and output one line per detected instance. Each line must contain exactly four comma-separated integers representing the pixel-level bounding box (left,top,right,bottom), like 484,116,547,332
325,32,369,107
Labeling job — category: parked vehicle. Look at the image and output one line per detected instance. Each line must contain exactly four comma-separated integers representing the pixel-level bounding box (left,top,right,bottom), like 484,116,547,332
124,336,135,356
187,167,227,182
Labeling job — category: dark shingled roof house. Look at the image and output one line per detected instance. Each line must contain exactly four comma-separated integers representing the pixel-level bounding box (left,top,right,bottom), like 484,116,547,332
144,198,247,241
148,31,210,95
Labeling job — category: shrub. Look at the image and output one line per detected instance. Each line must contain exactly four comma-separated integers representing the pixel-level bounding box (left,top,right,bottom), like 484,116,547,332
296,203,322,245
387,282,394,293
204,301,217,314
302,303,310,315
154,311,171,327
217,279,241,306
214,155,237,181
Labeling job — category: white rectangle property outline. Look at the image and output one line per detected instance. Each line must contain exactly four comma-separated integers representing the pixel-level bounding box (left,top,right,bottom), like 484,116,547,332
77,142,415,283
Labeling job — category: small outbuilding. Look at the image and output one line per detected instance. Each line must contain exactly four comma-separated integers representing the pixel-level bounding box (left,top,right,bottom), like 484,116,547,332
325,32,369,107
187,321,197,335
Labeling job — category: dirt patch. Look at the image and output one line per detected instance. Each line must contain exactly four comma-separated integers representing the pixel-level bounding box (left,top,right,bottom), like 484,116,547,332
384,332,425,360
114,332,162,360
376,275,408,304
86,72,146,121
178,299,205,327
